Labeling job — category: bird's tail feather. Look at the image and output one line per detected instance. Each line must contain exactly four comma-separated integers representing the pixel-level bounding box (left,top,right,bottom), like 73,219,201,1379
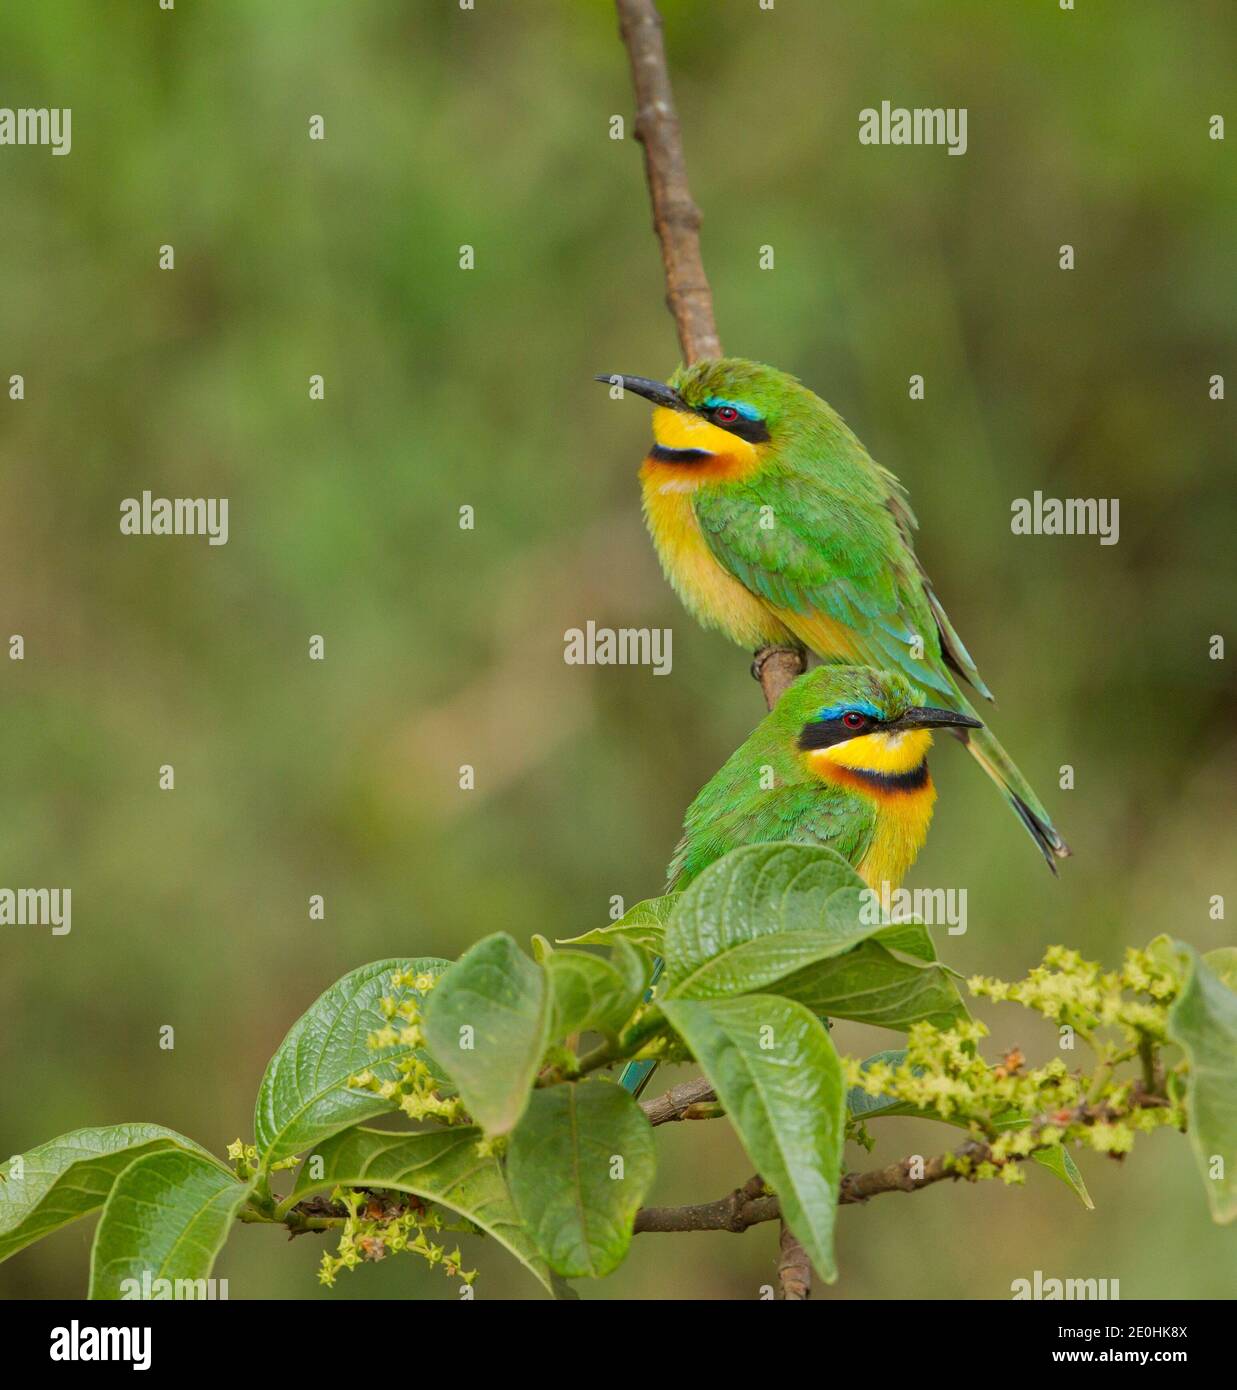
619,956,664,1096
947,687,1070,870
618,1058,658,1096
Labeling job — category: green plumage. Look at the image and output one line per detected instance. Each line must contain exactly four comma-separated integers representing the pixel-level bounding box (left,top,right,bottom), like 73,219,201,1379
658,358,1067,867
667,667,898,889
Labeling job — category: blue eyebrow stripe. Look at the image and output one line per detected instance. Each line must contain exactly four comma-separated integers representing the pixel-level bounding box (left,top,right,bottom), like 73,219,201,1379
703,395,762,422
816,700,882,722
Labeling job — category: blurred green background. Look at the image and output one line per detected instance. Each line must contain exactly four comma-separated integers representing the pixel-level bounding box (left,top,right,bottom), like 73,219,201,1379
1,0,1233,1300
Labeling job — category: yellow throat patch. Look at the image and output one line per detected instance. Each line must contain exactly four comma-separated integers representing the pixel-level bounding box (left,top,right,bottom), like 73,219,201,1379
807,729,937,891
648,405,763,467
638,407,790,647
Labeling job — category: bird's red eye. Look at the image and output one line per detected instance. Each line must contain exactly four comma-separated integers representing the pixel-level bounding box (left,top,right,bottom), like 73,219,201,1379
842,711,867,730
714,405,740,424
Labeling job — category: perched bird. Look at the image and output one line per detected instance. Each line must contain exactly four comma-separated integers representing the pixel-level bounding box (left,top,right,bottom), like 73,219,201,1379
597,358,1069,869
619,664,979,1094
667,664,979,892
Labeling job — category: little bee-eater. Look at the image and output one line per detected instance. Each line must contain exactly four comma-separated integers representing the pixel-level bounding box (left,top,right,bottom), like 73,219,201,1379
668,665,979,892
598,358,1069,868
619,664,977,1094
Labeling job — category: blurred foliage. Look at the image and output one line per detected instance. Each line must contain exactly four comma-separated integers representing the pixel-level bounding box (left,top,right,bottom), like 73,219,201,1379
0,0,1233,1299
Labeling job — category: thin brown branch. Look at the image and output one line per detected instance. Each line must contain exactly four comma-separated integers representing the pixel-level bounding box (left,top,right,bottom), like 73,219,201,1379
777,1224,812,1300
614,0,720,365
632,1143,988,1236
635,1088,1164,1235
634,1175,771,1234
837,1141,989,1203
753,645,808,711
635,1188,774,1235
640,1075,716,1125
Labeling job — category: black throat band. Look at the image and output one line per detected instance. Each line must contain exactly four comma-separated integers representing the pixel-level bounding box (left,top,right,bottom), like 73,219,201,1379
847,760,930,793
648,444,714,464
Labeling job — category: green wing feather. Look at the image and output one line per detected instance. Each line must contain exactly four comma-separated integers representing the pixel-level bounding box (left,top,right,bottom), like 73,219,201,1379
693,469,991,701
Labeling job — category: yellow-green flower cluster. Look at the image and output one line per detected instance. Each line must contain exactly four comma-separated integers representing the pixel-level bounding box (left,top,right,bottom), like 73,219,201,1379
968,944,1179,1047
844,1017,1086,1133
349,968,468,1126
316,1186,477,1290
226,1138,257,1180
842,944,1187,1183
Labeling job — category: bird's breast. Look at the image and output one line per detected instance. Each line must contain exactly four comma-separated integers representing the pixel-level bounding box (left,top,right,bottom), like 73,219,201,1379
639,460,793,648
856,774,937,891
807,749,937,891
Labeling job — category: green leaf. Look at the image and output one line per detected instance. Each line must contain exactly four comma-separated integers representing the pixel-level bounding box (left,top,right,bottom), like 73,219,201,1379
89,1149,250,1299
845,1050,923,1121
662,843,877,1000
779,940,967,1031
873,918,939,963
1029,1146,1094,1210
1145,933,1181,973
507,1081,656,1279
0,1124,215,1264
422,933,550,1136
558,895,676,954
254,957,448,1171
662,993,846,1281
1167,941,1237,1223
287,1125,566,1296
546,942,648,1042
1203,947,1237,994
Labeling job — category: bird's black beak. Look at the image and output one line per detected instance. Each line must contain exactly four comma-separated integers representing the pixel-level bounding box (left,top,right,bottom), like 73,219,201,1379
888,706,983,733
594,374,686,410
